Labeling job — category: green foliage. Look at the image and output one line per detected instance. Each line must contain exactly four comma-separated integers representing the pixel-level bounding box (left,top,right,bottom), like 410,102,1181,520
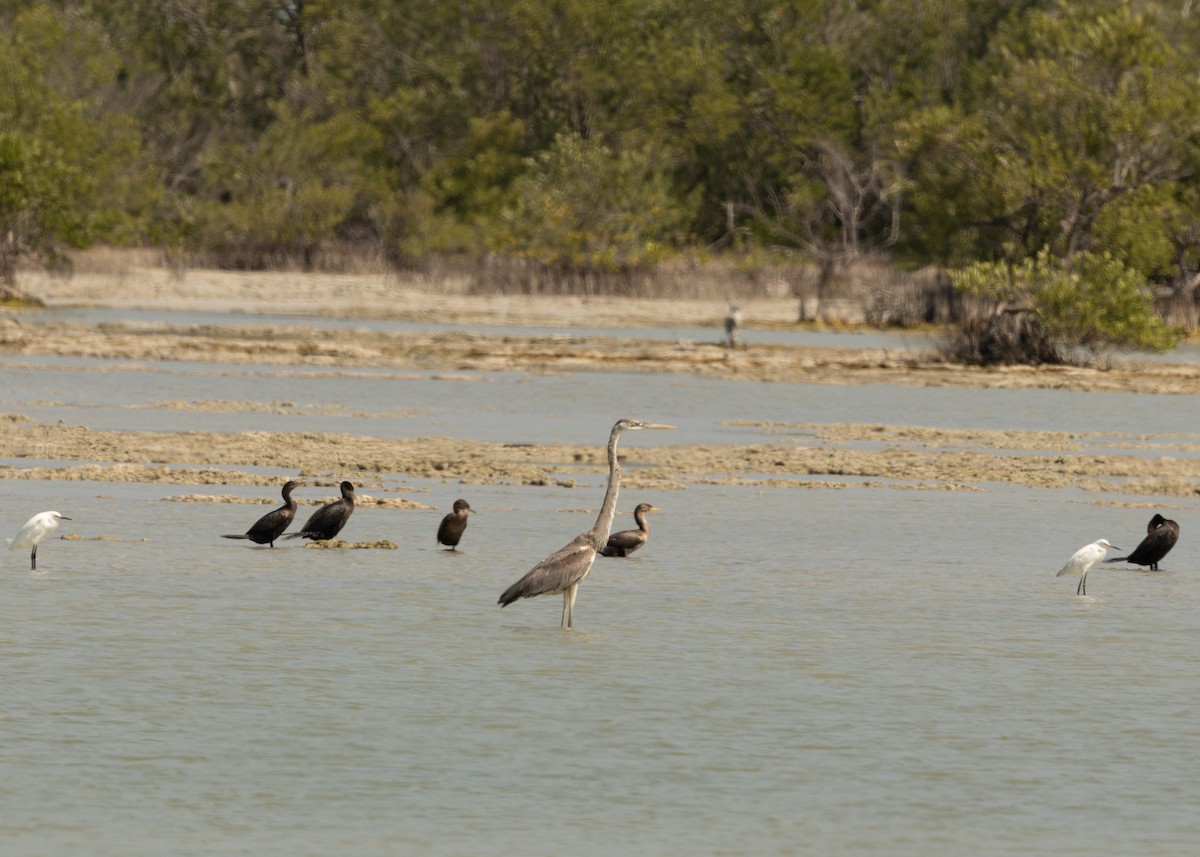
950,249,1177,357
898,1,1200,270
491,134,696,271
0,0,1197,335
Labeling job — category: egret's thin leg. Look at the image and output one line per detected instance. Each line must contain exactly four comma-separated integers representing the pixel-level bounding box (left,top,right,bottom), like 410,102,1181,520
1077,574,1085,596
30,545,37,571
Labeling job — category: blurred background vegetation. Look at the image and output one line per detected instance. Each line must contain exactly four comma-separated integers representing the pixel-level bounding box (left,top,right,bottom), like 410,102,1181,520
1,0,1198,354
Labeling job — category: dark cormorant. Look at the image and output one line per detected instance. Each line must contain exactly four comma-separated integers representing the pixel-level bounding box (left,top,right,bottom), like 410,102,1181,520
498,419,674,628
437,499,473,550
599,502,659,557
284,481,356,541
222,480,300,547
1105,514,1179,571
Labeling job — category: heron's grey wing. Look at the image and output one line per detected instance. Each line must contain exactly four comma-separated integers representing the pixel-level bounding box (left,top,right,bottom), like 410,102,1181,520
499,535,597,605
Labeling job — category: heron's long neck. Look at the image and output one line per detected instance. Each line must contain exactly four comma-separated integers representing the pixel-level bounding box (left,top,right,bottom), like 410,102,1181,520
590,427,623,545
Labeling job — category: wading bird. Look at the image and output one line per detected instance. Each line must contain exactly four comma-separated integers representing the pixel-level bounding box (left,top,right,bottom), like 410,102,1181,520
599,502,659,557
284,481,356,542
724,301,743,348
1105,514,1179,571
498,419,674,628
222,479,301,547
1056,539,1119,595
9,511,71,571
437,498,474,551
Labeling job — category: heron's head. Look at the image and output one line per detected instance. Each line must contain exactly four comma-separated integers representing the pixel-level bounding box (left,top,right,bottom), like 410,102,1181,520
615,419,675,433
1097,539,1118,549
47,512,71,522
453,499,473,514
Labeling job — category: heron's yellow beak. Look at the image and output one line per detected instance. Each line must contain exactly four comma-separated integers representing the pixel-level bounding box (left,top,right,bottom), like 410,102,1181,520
645,423,675,430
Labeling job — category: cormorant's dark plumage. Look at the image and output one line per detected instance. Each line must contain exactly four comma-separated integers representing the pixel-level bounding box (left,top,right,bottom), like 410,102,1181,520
223,479,300,547
284,481,356,541
1106,514,1179,570
599,502,659,557
437,498,473,550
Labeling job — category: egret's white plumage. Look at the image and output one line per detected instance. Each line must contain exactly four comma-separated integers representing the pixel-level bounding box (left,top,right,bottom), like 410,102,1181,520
1056,538,1118,595
9,511,71,570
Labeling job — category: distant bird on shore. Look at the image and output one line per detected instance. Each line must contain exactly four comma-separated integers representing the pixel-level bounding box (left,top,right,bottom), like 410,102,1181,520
284,481,356,542
1105,514,1179,571
9,511,71,571
222,480,301,547
1056,539,1119,596
499,419,674,629
437,499,474,550
724,301,743,348
599,503,659,557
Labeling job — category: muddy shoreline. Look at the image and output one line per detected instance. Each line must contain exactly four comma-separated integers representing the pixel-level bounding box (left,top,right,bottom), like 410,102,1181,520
2,267,1198,498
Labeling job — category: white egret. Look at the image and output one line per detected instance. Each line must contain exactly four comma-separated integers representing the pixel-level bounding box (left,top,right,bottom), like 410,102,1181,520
1056,539,1119,595
499,419,674,629
9,511,71,571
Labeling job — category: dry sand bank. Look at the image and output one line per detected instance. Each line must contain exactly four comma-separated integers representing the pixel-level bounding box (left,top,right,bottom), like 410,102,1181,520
4,319,1200,392
1,416,1197,497
2,266,1197,498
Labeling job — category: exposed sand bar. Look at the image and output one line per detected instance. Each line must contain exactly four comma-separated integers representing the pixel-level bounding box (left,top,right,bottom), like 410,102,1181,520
2,267,1198,496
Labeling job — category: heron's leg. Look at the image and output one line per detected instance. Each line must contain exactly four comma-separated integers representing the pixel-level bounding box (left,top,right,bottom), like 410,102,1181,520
566,584,578,629
560,591,570,628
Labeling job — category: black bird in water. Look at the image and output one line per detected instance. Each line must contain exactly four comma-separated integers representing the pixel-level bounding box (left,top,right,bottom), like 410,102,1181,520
498,419,674,629
1105,513,1180,571
284,481,356,542
437,499,473,550
223,479,301,547
599,502,659,557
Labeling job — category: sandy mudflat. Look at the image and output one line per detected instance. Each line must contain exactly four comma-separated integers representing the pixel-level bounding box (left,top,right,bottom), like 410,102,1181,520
1,265,1198,497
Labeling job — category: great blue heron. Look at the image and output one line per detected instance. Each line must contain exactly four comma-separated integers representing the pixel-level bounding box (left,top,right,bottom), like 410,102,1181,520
284,481,356,541
1056,538,1119,595
9,511,71,570
724,302,743,348
437,498,474,550
599,502,659,557
1105,514,1179,571
498,419,674,628
222,479,301,547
